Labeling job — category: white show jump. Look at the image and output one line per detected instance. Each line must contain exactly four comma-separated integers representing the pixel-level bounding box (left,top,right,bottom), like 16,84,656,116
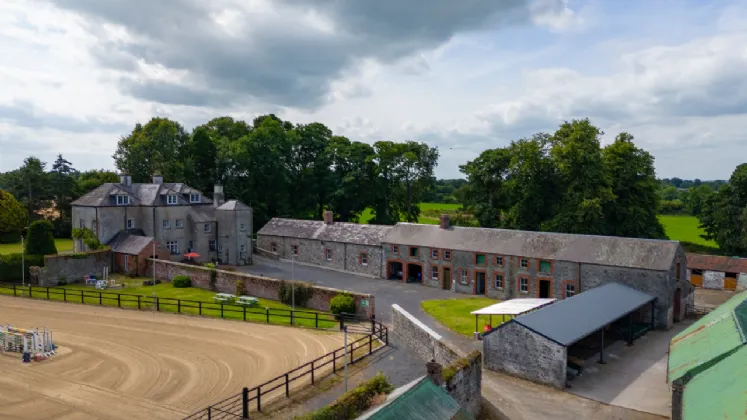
471,298,556,338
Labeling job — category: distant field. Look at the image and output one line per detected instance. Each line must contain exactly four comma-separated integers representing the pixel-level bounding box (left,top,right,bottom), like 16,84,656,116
359,202,462,224
0,238,74,255
658,215,717,247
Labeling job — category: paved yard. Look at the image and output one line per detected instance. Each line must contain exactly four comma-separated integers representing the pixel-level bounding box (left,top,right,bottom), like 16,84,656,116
694,287,737,308
566,320,692,417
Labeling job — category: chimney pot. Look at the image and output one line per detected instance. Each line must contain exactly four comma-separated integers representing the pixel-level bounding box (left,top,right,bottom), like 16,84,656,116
439,214,450,229
119,174,132,187
152,174,163,184
324,211,334,225
426,360,443,386
213,184,225,208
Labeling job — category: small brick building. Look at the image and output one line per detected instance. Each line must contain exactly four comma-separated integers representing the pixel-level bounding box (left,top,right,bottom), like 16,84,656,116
109,232,170,277
685,253,747,291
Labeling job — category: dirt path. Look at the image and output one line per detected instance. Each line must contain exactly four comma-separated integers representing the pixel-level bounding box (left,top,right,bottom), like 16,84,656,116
0,296,347,420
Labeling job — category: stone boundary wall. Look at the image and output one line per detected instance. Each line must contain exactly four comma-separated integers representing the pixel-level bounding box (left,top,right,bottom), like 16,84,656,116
391,304,459,366
254,247,280,260
40,250,111,286
444,351,482,418
149,259,374,317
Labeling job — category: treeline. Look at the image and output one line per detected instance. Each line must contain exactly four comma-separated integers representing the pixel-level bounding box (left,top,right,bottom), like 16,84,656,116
699,164,747,255
459,119,665,239
112,115,438,229
0,157,118,241
657,180,724,216
422,179,467,204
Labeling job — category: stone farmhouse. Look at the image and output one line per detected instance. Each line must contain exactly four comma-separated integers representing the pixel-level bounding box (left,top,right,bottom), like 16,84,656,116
72,175,252,266
258,213,690,329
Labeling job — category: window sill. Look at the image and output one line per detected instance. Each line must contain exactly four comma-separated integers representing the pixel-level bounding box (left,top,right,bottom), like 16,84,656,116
520,290,528,294
361,263,368,266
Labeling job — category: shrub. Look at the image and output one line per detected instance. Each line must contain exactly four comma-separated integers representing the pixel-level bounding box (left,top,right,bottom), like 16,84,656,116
172,275,191,288
26,220,57,255
0,253,44,283
235,279,246,296
57,276,67,286
295,372,393,420
330,293,356,316
72,227,102,250
0,189,27,241
204,262,216,269
278,280,313,307
442,350,481,383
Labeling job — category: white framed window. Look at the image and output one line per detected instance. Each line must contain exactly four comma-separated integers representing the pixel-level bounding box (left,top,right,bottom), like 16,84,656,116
325,248,333,261
162,220,170,229
496,256,503,266
431,249,439,258
240,223,246,232
204,223,212,233
175,219,184,229
444,250,451,260
360,253,368,266
209,240,217,251
271,243,277,253
126,219,135,229
116,195,130,205
189,193,201,203
167,195,178,205
520,278,528,293
292,245,299,256
240,244,247,252
459,269,468,284
431,266,439,281
520,258,529,269
566,284,576,298
495,274,504,289
391,245,399,254
166,241,179,255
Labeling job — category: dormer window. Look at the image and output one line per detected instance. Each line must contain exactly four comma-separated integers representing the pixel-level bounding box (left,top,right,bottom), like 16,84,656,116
189,193,201,203
116,195,130,206
167,195,178,205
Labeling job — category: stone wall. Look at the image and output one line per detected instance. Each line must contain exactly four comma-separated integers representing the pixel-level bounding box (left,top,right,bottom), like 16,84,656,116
40,250,112,286
443,351,483,417
483,321,567,389
391,304,459,366
703,270,725,289
149,259,375,317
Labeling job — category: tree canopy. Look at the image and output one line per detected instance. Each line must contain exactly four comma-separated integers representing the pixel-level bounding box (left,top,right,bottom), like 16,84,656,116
699,164,747,255
0,189,27,243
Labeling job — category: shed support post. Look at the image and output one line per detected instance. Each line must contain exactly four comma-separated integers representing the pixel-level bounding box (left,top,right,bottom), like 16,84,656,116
475,315,478,334
651,300,655,330
598,328,606,364
628,312,634,346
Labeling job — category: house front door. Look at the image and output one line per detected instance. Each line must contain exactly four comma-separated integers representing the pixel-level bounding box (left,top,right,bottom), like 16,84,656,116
443,267,451,290
476,272,486,295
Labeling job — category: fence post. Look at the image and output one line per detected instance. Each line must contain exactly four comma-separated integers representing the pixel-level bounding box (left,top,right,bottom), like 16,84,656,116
13,284,16,297
137,295,141,309
242,387,249,419
156,297,160,311
386,327,389,346
199,301,202,316
207,406,211,420
285,373,289,397
266,308,269,324
29,286,32,298
63,288,66,302
177,299,181,314
350,343,355,364
311,360,315,385
340,312,345,331
291,309,294,326
332,350,336,372
81,290,84,303
221,303,224,318
257,386,261,412
243,305,246,321
118,294,121,308
369,334,373,354
46,287,50,300
99,292,102,306
315,313,319,328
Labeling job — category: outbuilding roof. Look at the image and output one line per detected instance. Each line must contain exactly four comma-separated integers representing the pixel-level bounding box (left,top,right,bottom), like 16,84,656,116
508,283,656,347
383,223,679,271
108,232,155,255
257,218,393,246
471,298,556,316
72,182,213,207
686,253,747,274
217,200,251,211
682,345,747,420
358,376,472,420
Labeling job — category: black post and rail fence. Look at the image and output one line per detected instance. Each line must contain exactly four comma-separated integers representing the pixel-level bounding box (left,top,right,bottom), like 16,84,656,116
182,320,388,420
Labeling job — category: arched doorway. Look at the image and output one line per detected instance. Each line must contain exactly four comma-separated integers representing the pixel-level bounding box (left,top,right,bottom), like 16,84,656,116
673,288,682,322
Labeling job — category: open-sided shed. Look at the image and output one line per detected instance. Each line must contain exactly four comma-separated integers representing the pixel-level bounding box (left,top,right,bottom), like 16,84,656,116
470,298,555,335
483,283,656,389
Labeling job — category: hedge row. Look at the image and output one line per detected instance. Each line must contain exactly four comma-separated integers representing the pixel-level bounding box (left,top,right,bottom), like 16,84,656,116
295,372,393,420
0,253,44,283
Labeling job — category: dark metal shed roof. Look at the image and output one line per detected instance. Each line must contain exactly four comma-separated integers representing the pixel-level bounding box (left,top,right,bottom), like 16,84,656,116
514,283,656,346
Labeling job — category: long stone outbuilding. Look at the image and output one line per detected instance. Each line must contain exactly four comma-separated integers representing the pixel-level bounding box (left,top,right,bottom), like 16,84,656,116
257,212,692,329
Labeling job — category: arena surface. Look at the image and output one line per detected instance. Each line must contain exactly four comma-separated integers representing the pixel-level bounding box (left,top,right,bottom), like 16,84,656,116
0,295,347,420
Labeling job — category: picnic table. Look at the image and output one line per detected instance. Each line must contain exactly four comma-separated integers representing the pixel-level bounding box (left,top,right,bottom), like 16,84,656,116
236,296,258,307
213,293,235,303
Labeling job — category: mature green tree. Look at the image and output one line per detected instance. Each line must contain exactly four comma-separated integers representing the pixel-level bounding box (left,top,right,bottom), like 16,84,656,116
289,122,334,219
49,154,78,237
25,220,57,255
546,119,615,235
397,141,439,222
183,126,219,194
77,170,120,192
459,147,511,228
602,133,665,238
700,164,747,255
4,157,52,220
369,141,404,225
113,118,189,182
198,116,252,185
327,137,377,222
685,184,713,216
0,189,28,243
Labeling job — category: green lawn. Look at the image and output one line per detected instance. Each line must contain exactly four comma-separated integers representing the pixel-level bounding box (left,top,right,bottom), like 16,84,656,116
0,238,74,255
359,202,462,224
421,297,503,336
0,278,337,329
658,215,717,247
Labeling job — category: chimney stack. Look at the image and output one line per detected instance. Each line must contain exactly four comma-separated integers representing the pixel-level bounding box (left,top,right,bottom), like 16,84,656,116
213,184,225,208
426,359,443,386
439,214,450,229
152,174,163,184
119,174,132,187
323,210,334,225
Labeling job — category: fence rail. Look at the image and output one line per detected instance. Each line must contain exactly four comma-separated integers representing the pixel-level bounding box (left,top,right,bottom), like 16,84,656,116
686,304,714,317
0,283,370,331
184,321,388,419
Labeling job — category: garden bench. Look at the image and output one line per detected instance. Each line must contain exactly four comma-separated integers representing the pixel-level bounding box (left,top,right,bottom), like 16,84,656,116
213,293,235,303
236,296,258,306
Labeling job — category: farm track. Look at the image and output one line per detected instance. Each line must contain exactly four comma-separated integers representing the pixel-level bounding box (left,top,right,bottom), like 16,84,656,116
0,296,346,420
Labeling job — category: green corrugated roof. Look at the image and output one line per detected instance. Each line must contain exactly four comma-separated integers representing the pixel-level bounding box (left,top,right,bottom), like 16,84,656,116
682,345,747,420
667,291,747,384
360,377,473,420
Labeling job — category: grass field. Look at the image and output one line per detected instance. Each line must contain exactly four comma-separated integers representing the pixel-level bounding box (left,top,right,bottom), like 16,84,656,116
0,238,74,255
421,297,502,336
657,215,717,247
359,202,462,224
0,277,338,329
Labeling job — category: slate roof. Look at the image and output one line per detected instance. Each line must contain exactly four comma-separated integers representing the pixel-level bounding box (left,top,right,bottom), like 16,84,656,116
383,223,679,271
358,376,472,420
189,206,216,223
257,218,392,246
667,290,747,384
108,231,155,255
217,200,251,211
503,283,656,347
72,182,213,207
686,253,747,274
